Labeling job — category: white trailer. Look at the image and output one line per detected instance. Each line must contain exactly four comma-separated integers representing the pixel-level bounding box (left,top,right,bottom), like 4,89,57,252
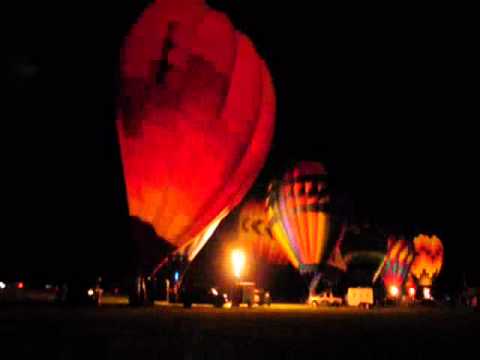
346,287,374,308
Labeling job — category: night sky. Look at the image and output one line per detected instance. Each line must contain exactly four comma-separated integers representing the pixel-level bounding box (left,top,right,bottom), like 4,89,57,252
4,1,478,287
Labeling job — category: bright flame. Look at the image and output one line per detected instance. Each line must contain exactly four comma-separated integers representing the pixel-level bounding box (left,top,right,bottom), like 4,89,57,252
211,288,218,296
232,249,246,279
423,287,432,300
408,287,416,297
0,282,5,289
389,286,399,298
87,289,95,297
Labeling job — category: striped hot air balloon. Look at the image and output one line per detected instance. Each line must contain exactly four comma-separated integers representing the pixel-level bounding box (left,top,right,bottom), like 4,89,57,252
375,236,414,299
266,162,340,274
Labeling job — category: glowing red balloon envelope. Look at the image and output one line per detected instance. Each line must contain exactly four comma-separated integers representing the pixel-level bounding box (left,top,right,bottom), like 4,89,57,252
117,0,276,261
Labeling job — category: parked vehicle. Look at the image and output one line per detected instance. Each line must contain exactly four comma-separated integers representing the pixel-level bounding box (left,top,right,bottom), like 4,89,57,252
56,278,104,306
180,285,228,308
346,287,374,308
231,282,271,307
308,290,343,307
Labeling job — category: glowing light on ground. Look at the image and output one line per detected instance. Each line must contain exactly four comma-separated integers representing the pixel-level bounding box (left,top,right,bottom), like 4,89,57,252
423,287,432,300
389,286,399,298
232,249,246,279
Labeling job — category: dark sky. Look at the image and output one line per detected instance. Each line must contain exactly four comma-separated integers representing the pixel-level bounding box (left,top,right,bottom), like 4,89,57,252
3,1,478,285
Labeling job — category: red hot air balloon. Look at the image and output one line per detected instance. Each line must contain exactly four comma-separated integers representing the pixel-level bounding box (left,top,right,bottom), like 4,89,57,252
117,0,276,264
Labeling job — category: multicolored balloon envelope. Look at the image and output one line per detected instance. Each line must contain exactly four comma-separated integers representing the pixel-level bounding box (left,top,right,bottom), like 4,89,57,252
375,236,415,290
234,198,289,265
266,162,339,274
410,234,444,287
117,0,276,262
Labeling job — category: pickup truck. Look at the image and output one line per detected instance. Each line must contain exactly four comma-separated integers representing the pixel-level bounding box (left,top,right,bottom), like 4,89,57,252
308,291,343,307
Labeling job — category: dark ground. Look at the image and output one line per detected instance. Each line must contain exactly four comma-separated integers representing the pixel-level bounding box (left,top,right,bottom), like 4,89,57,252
1,304,478,359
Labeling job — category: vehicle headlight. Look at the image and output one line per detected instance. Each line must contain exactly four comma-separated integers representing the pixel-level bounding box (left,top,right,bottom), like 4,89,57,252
87,289,95,297
0,281,6,290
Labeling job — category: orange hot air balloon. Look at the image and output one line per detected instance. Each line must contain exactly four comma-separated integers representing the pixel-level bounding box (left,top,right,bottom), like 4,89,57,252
410,234,444,287
234,199,289,265
117,0,276,263
266,162,341,274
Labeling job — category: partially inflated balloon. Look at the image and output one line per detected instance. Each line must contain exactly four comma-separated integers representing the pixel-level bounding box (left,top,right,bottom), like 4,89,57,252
344,251,386,268
117,0,276,261
266,162,339,273
341,225,386,282
344,250,386,286
410,234,444,287
235,199,289,264
375,236,414,290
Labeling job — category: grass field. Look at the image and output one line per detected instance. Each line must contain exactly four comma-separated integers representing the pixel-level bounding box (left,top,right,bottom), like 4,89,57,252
1,303,478,359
